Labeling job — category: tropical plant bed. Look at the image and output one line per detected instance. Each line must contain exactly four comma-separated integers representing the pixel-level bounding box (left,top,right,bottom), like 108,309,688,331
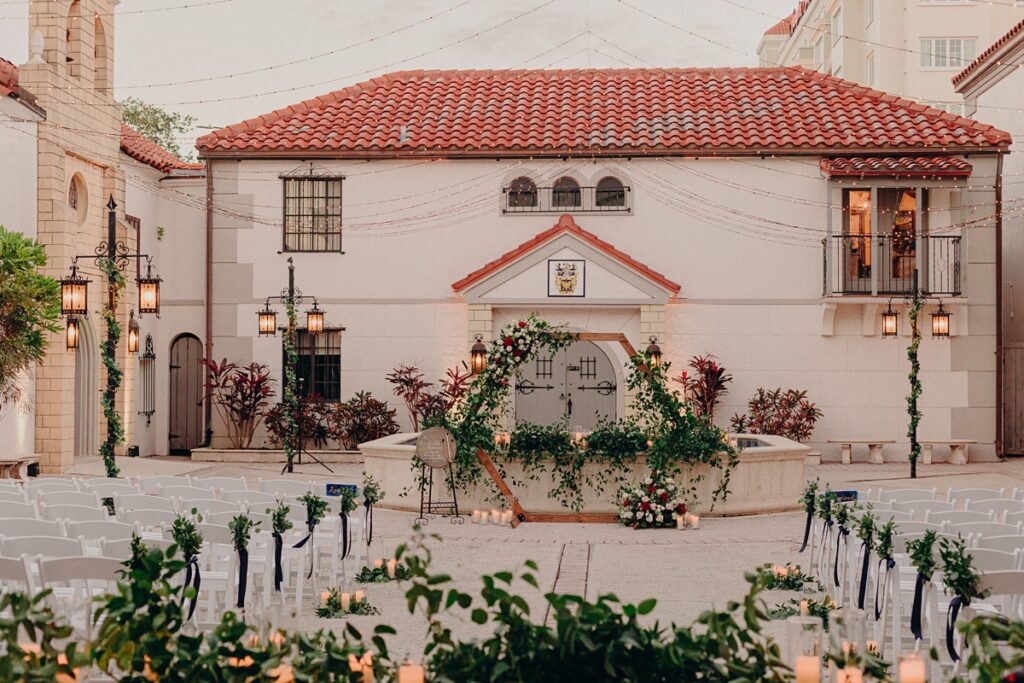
189,447,363,464
360,432,808,516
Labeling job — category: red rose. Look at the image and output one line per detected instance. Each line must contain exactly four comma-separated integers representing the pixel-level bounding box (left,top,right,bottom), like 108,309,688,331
504,336,514,347
676,503,687,515
518,321,527,328
499,378,508,385
647,486,655,494
622,498,630,507
640,501,651,512
660,492,669,502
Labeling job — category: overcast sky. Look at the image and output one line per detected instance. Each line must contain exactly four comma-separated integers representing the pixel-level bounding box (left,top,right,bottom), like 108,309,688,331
0,0,795,143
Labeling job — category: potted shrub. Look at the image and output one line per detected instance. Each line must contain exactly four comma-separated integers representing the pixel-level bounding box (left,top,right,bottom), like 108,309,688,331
328,391,400,450
201,359,275,449
730,388,822,442
265,394,331,451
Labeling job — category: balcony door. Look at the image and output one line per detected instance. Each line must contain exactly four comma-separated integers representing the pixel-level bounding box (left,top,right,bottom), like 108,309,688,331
514,340,617,430
842,189,919,294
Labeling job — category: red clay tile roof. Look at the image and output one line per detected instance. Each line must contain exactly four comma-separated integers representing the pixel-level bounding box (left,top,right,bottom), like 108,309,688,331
196,68,1010,158
120,124,205,173
953,18,1024,87
821,156,973,178
452,213,681,294
764,17,794,37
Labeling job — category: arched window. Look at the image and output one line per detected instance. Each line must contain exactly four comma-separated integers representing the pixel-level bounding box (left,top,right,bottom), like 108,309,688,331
94,17,109,92
595,176,626,208
507,176,537,209
68,173,87,224
66,0,82,67
552,176,581,208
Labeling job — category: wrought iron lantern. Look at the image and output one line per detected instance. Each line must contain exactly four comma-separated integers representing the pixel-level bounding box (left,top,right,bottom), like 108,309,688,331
66,317,80,350
257,303,278,336
306,302,324,334
60,265,90,316
470,334,487,374
645,336,663,368
931,302,951,339
881,301,899,338
127,310,140,354
138,262,162,315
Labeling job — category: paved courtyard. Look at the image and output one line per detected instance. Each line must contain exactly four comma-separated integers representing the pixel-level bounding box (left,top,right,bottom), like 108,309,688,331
58,455,1024,659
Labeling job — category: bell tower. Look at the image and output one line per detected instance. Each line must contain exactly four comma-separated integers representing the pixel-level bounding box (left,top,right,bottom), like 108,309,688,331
20,0,127,473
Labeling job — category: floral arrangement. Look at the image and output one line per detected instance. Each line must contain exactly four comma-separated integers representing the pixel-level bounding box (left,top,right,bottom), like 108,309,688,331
315,587,381,618
266,502,293,535
339,487,359,516
297,493,328,528
362,475,385,506
355,561,412,583
755,563,815,591
618,474,686,529
170,512,203,561
768,595,837,629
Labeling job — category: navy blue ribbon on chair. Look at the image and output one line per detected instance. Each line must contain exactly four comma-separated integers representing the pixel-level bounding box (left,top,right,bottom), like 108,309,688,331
857,540,871,610
364,499,374,547
181,555,201,621
236,547,248,610
910,572,927,640
340,512,350,561
272,532,283,592
834,526,849,588
799,508,813,553
874,557,895,621
292,519,318,579
946,596,966,662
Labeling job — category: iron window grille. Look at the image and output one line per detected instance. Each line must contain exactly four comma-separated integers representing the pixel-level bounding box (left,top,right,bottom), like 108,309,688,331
282,176,344,253
137,334,156,425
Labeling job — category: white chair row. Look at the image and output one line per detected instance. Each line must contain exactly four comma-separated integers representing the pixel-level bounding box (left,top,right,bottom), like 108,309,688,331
0,475,326,498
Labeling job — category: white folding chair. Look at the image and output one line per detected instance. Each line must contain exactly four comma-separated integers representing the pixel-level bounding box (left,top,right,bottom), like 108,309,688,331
36,490,100,509
223,490,278,507
190,476,248,493
892,521,942,536
116,509,176,532
891,500,953,520
948,521,1023,538
80,479,138,498
258,479,319,497
974,535,1024,553
100,536,173,559
0,554,34,594
1005,511,1024,527
2,536,85,559
977,570,1024,620
115,494,176,513
879,488,937,503
136,475,191,495
0,489,28,504
205,510,270,527
187,499,240,515
966,499,1024,520
66,520,138,544
0,501,38,519
870,509,912,523
0,479,22,489
23,480,79,498
40,503,108,523
37,556,122,641
160,485,218,503
195,523,237,624
926,510,995,526
947,488,1005,505
0,518,62,538
970,547,1022,572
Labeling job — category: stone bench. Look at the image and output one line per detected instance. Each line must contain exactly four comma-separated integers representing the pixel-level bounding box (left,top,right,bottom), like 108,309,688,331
826,440,896,465
921,440,977,466
0,455,39,480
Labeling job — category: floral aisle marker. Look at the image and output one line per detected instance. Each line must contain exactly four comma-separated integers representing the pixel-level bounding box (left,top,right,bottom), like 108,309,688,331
315,587,380,618
618,474,686,529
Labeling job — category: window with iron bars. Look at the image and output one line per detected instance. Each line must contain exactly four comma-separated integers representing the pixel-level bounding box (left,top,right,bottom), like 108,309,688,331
282,177,343,252
288,328,343,401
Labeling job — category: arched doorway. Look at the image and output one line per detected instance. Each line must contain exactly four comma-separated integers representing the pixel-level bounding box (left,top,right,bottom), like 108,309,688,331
168,334,203,455
514,340,618,430
73,316,99,459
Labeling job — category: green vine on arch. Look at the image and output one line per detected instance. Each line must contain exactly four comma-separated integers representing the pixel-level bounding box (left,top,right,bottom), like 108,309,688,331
430,315,736,511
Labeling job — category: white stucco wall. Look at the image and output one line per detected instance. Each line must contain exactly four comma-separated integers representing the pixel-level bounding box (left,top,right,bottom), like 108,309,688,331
205,154,1000,462
0,100,40,458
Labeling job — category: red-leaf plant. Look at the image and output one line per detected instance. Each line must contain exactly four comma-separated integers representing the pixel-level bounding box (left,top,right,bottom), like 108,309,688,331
673,354,733,422
201,358,276,449
730,388,823,443
385,364,472,431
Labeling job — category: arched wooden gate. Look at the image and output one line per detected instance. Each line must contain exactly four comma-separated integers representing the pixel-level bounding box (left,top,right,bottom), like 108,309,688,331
168,333,204,455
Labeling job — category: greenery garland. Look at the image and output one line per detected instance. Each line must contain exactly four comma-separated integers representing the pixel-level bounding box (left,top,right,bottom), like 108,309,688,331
97,258,124,479
906,295,924,478
282,297,299,472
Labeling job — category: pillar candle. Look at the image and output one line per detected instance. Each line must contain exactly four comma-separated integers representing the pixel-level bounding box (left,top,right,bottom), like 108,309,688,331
481,510,489,525
794,655,820,683
898,657,926,683
340,592,351,612
799,600,810,617
491,509,500,524
676,514,686,530
472,509,481,523
387,559,397,579
689,514,700,530
397,662,426,683
502,510,513,525
373,558,383,570
353,590,365,604
320,590,331,606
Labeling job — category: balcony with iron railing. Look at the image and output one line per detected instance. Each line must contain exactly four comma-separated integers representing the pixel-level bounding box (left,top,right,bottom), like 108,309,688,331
501,185,632,214
822,234,962,297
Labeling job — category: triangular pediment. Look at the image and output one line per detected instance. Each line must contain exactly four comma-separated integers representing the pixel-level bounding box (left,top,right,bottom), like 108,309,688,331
452,214,680,305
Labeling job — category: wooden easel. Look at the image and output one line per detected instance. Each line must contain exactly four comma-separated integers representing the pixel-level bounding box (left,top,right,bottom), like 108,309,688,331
477,332,646,528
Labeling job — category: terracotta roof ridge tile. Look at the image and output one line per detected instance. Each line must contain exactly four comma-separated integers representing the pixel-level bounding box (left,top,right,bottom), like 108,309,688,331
955,17,1024,86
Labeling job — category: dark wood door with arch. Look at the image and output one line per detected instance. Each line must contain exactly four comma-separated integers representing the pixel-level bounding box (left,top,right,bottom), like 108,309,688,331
169,334,204,455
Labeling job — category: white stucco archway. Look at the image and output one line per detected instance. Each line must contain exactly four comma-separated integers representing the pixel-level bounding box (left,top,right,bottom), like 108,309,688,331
73,315,99,459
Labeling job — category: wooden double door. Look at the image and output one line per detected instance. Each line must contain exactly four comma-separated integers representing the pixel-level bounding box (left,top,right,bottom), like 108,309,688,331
514,341,617,430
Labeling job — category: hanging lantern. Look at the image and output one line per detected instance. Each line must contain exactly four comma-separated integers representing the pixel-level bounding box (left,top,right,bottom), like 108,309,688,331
881,301,899,338
60,265,90,315
306,302,325,334
645,336,662,368
258,303,278,336
932,302,951,339
127,311,140,354
470,334,487,374
138,263,162,315
66,317,80,350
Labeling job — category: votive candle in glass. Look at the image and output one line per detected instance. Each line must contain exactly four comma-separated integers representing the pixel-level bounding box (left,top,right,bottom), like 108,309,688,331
898,654,926,683
387,559,397,579
688,514,700,530
786,615,823,683
472,509,481,523
676,514,687,530
353,590,365,604
340,592,351,612
373,558,383,570
397,662,425,683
